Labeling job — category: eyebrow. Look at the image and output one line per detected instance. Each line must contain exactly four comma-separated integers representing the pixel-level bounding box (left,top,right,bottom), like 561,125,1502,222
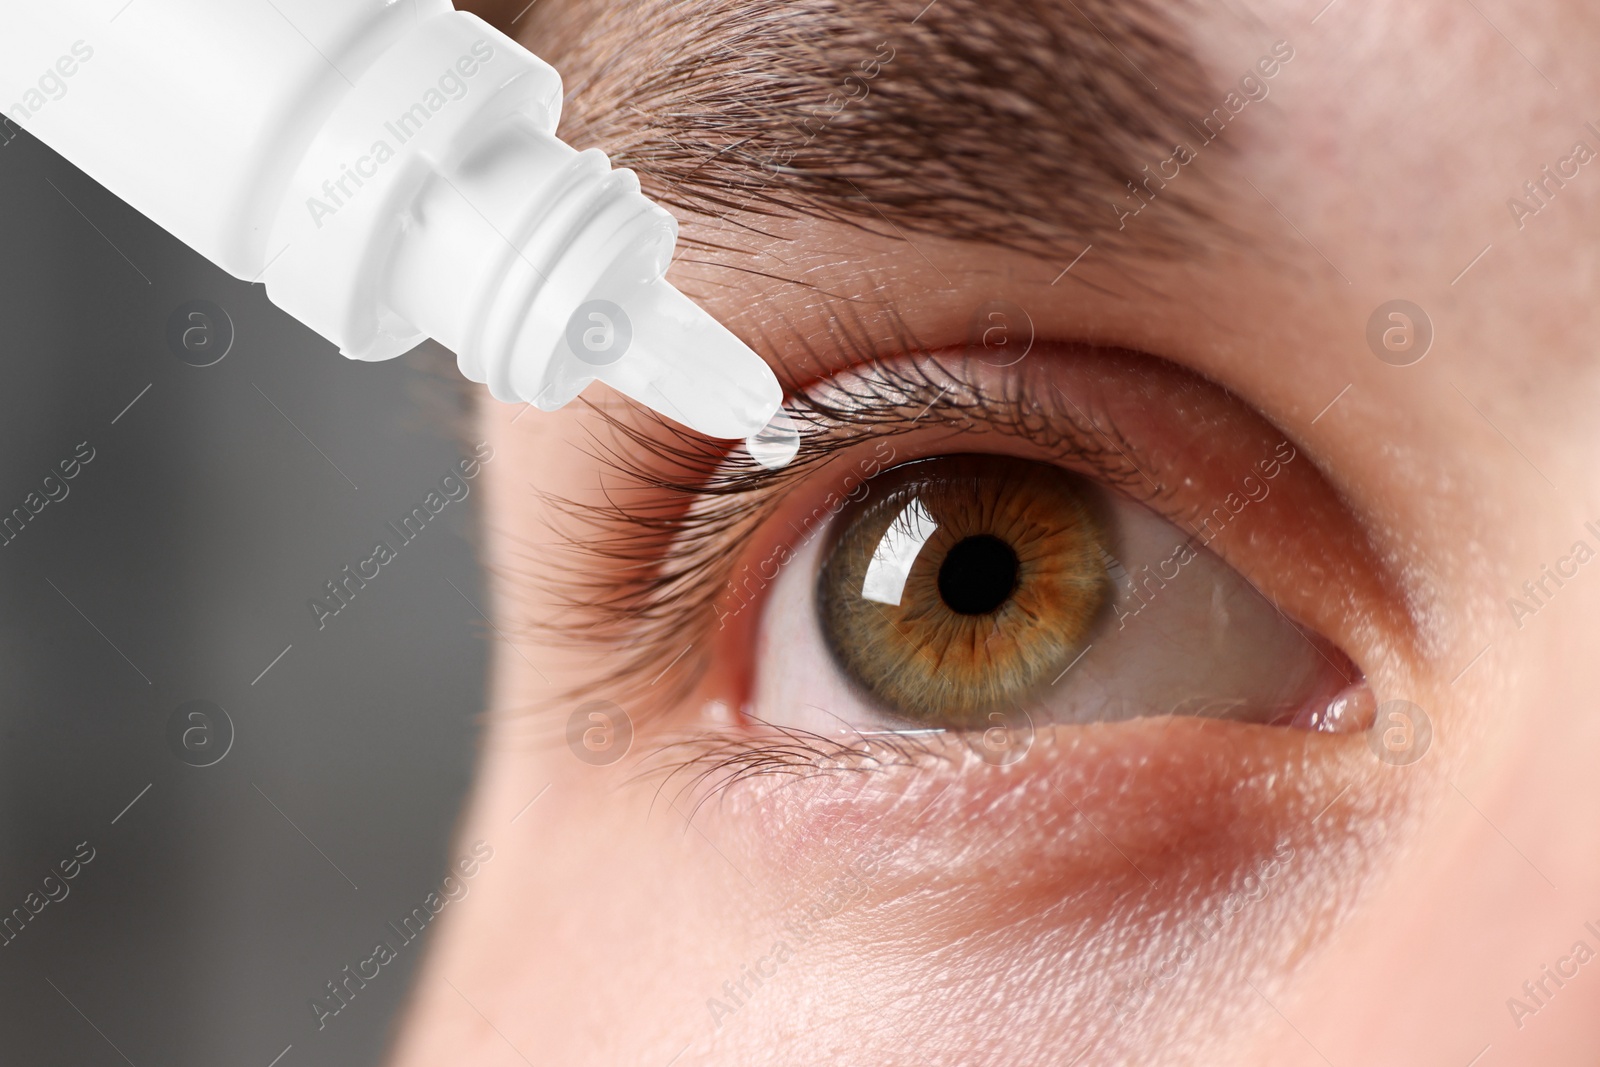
517,0,1227,263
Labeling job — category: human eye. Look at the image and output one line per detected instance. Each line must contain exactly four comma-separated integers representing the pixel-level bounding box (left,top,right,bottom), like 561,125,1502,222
758,444,1365,744
664,350,1401,784
561,341,1407,786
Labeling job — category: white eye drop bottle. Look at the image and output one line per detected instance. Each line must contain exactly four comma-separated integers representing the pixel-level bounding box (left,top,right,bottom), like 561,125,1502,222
0,0,786,443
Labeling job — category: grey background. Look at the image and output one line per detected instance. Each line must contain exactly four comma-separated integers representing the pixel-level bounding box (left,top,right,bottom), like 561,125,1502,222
0,126,486,1066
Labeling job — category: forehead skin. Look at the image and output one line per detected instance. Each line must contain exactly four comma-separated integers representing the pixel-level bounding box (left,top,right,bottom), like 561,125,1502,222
398,2,1600,1065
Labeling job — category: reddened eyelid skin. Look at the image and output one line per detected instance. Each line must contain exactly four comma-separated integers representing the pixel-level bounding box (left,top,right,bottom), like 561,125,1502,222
0,2,781,440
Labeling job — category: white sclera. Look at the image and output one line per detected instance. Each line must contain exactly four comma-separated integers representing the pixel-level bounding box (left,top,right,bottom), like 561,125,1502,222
744,408,802,470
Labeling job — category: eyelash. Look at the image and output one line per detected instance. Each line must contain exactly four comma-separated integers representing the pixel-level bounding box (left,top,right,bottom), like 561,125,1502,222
531,346,1172,756
639,721,955,818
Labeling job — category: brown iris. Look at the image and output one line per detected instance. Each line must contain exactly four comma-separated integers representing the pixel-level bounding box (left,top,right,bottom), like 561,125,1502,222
817,454,1110,726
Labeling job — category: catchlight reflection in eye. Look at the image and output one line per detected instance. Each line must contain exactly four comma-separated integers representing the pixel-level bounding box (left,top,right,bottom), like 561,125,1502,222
752,454,1370,736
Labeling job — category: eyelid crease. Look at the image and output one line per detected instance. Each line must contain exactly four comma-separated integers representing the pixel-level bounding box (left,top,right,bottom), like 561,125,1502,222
526,349,1178,729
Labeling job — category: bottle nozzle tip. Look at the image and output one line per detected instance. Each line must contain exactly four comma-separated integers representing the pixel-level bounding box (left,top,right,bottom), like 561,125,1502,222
582,279,783,441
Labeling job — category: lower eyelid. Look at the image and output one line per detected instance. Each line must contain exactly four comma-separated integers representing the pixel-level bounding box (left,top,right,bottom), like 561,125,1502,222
671,712,1395,972
655,634,1405,1067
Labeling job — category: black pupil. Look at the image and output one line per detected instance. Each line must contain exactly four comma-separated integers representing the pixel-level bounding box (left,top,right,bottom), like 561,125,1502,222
936,535,1019,616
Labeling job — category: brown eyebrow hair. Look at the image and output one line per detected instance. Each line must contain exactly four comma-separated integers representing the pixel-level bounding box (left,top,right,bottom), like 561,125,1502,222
502,0,1227,263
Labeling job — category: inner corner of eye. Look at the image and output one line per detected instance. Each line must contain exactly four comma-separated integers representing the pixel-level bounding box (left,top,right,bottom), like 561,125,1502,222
750,452,1372,738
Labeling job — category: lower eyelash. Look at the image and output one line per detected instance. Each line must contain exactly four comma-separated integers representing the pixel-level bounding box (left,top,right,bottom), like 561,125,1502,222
634,718,957,812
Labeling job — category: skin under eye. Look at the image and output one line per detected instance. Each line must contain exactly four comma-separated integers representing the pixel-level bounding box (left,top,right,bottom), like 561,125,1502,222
762,451,1369,737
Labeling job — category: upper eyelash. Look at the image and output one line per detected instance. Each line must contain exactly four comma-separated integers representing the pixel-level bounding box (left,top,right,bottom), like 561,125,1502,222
515,346,1171,729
